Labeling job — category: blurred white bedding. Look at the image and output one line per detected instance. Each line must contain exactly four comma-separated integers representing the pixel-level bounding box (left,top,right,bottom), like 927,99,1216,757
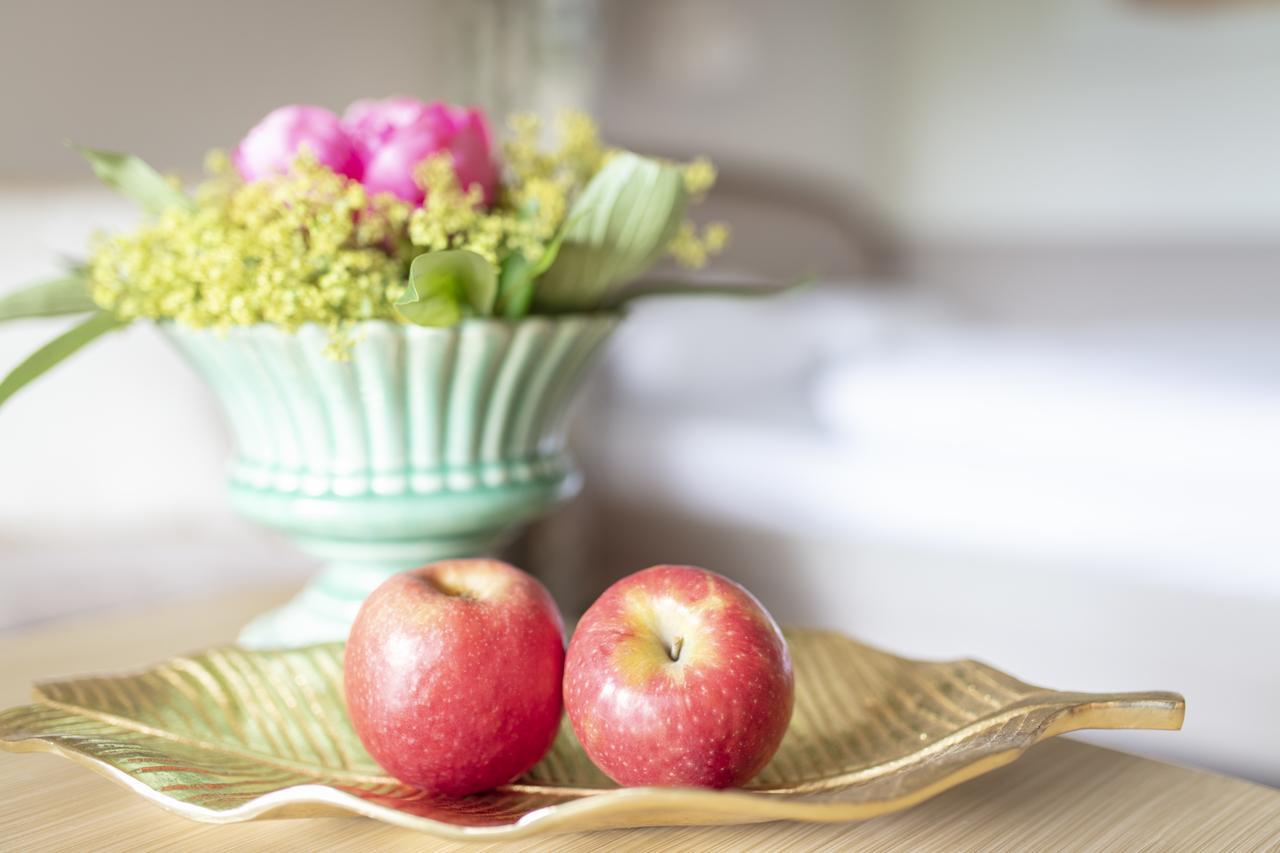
593,288,1280,591
807,320,1280,593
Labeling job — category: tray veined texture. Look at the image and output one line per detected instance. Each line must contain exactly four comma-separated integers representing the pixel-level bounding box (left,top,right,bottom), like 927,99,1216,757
0,629,1183,839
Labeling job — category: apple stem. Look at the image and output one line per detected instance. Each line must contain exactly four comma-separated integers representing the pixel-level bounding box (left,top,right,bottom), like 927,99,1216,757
668,636,684,662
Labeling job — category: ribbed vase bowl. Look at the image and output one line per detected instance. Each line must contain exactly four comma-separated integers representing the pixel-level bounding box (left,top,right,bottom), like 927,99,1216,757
163,315,617,648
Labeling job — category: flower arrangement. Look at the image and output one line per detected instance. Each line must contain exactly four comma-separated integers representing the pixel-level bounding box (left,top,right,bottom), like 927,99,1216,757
0,97,732,403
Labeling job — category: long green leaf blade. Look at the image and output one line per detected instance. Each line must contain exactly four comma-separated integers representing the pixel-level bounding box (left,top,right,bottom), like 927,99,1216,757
496,252,536,320
0,275,96,322
612,277,814,306
78,147,193,216
0,311,125,408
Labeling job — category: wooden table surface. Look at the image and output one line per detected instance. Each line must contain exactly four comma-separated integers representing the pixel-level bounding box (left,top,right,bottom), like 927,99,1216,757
2,586,1278,852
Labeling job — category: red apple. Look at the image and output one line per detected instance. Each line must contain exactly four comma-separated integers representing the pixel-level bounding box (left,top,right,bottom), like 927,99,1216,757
564,564,794,788
343,559,565,796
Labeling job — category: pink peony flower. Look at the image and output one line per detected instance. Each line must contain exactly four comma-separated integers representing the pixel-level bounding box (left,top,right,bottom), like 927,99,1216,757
232,105,362,183
342,97,499,206
342,96,434,158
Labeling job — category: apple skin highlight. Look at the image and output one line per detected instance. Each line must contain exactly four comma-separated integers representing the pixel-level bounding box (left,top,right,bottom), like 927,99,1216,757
564,565,794,788
344,559,565,796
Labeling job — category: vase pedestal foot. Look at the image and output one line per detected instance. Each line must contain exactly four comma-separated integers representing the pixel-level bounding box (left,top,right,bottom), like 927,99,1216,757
238,532,508,648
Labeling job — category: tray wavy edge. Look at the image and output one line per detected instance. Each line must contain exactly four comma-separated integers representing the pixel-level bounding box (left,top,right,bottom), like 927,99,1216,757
0,644,1184,840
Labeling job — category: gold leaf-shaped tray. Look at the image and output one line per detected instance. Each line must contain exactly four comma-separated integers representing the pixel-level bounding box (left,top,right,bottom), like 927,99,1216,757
0,630,1182,840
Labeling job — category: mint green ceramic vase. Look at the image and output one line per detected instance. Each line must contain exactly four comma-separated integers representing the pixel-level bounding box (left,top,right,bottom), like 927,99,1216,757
163,315,617,648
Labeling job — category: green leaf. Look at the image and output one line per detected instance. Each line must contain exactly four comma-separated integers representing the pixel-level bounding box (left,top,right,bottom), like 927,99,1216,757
77,146,193,216
394,250,497,328
496,252,536,320
0,275,96,322
0,311,125,408
534,152,688,312
611,277,815,307
495,211,581,320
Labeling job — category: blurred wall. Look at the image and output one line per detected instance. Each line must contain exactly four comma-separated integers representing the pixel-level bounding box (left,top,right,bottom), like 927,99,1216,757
884,0,1280,240
598,0,895,276
7,0,1280,224
5,0,1279,259
0,0,453,180
596,0,1280,244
